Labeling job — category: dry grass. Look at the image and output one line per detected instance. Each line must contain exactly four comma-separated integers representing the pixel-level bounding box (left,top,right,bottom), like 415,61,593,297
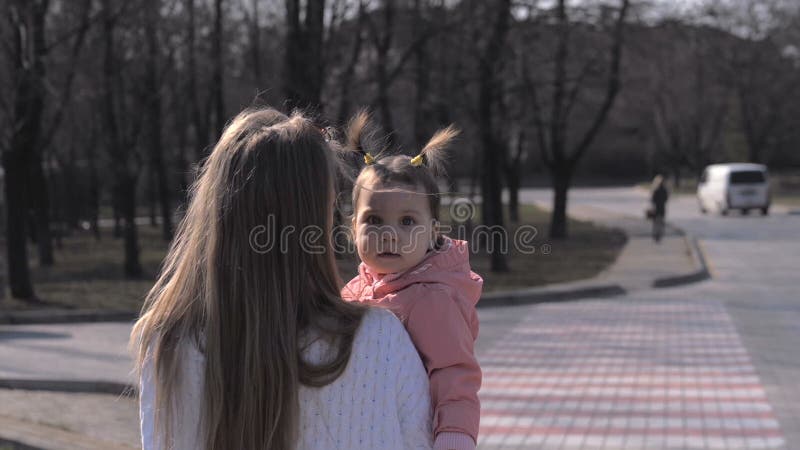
772,173,800,207
8,203,625,311
336,204,627,293
5,226,168,311
471,205,626,291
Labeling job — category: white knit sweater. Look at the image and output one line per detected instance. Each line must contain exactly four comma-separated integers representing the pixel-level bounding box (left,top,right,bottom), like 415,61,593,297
139,308,434,449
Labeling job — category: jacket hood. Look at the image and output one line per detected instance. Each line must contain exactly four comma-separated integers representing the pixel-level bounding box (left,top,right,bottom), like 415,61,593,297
357,237,483,306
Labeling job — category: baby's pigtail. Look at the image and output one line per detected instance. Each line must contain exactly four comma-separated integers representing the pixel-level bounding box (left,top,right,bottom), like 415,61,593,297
413,125,460,177
345,109,370,155
341,109,380,166
326,109,376,181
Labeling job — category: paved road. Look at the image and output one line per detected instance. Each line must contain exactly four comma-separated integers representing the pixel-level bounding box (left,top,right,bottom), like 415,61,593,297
1,187,798,449
0,322,135,385
475,188,800,449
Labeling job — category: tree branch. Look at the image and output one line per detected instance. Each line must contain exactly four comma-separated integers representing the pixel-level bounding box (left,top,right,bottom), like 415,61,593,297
568,0,629,166
522,59,552,168
38,0,92,152
549,0,570,164
561,54,600,124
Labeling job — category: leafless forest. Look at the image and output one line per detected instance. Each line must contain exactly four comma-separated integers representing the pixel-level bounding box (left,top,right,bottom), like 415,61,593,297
2,0,799,299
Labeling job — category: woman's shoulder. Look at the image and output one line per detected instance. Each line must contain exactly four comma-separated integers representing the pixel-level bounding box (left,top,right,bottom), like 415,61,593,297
351,307,416,357
358,306,406,339
349,307,422,377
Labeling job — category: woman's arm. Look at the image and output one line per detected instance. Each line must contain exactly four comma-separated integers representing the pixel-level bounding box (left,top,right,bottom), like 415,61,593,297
139,351,157,449
139,343,204,450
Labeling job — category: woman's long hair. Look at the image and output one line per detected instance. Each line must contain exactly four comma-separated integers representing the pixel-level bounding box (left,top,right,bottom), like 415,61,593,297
130,107,366,449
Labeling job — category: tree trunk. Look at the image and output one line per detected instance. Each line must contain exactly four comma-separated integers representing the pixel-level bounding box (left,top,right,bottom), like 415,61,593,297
187,0,209,160
249,0,262,84
87,140,101,241
413,0,430,149
112,191,122,239
336,1,365,123
3,154,35,299
148,174,157,228
29,160,54,265
212,0,225,137
506,130,524,223
374,0,395,135
478,0,511,273
507,168,520,223
305,0,325,109
27,0,54,268
376,64,394,136
175,69,191,204
549,166,572,239
145,0,173,241
3,0,52,299
284,0,326,111
103,0,141,275
119,177,142,278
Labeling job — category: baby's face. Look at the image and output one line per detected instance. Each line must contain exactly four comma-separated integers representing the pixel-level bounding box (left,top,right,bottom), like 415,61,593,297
353,180,437,275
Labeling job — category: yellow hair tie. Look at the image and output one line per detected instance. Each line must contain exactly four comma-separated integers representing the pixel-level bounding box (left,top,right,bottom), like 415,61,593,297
410,154,424,167
363,152,375,165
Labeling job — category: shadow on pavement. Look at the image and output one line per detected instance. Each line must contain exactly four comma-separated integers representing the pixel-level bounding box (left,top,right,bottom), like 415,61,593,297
0,331,71,342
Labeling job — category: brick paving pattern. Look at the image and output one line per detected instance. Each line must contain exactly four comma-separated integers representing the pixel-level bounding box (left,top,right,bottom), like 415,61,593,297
476,300,786,449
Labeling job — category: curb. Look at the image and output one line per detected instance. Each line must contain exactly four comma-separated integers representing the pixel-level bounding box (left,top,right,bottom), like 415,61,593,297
0,309,138,325
0,437,41,450
477,221,709,306
478,283,627,308
0,414,136,450
652,235,711,288
0,379,136,397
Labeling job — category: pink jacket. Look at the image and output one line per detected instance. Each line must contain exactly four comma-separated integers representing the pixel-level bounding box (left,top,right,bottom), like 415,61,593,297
342,238,483,445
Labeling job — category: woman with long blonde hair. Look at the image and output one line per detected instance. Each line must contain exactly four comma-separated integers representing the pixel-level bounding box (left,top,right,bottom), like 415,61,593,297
131,107,433,449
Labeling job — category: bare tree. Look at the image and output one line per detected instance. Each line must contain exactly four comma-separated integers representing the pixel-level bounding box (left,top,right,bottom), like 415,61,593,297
1,0,93,301
2,0,48,299
729,39,797,163
212,0,226,137
336,0,367,123
144,0,173,241
246,0,263,83
284,0,326,110
525,0,630,239
365,0,443,137
102,0,143,278
187,0,212,160
637,23,729,181
368,0,397,133
478,0,511,272
413,0,432,148
504,129,525,223
706,0,800,163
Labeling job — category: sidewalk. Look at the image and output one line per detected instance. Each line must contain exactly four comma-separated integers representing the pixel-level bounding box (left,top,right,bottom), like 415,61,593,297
479,203,708,307
569,204,705,290
0,201,708,449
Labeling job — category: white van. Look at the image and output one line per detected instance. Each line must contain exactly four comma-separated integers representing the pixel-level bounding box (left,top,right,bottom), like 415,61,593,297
697,163,770,216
